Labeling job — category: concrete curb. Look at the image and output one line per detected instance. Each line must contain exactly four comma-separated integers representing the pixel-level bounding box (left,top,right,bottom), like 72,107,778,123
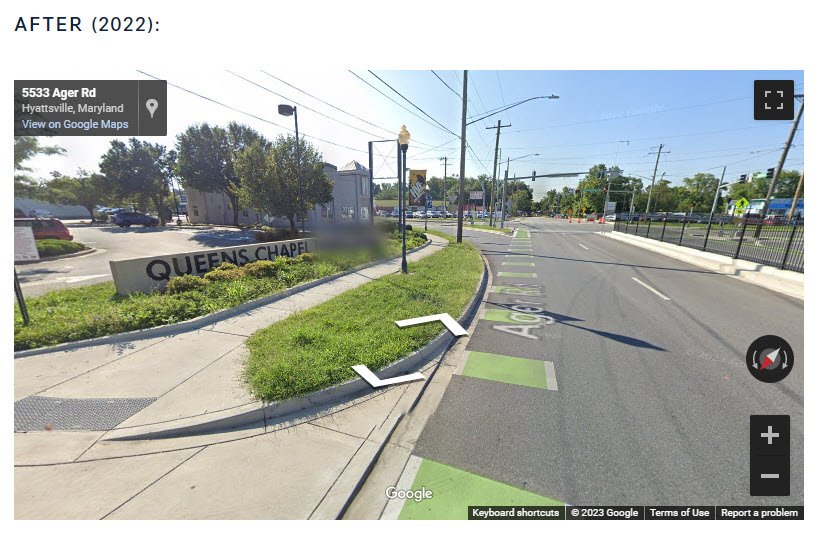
108,248,489,441
601,231,803,300
14,247,98,265
13,240,432,359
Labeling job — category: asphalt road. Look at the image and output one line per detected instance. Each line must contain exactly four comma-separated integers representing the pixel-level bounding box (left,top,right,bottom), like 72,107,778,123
412,218,803,509
16,224,257,297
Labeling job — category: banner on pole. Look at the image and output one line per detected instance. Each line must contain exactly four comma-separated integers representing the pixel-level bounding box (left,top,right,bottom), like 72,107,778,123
409,170,427,206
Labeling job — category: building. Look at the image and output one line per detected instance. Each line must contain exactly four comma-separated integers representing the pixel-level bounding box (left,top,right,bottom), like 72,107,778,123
186,161,372,227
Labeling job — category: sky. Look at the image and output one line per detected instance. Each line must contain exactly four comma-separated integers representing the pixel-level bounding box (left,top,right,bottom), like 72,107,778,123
24,70,804,200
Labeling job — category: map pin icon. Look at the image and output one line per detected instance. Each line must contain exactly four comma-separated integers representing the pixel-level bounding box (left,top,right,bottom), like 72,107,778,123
145,98,159,118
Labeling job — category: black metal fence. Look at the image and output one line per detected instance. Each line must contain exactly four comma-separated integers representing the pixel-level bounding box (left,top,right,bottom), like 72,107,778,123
613,214,804,273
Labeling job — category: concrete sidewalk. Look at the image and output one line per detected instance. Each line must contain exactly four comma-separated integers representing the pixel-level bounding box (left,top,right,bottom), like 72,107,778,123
15,235,449,519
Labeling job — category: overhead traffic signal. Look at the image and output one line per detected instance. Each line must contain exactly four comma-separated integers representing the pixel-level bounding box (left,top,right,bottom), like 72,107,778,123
766,167,775,179
738,174,748,183
531,170,536,182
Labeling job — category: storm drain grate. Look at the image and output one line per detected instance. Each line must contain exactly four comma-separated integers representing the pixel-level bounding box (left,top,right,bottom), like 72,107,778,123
14,396,157,432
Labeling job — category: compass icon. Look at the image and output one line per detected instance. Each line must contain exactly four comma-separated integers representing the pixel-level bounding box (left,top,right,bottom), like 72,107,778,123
746,335,794,383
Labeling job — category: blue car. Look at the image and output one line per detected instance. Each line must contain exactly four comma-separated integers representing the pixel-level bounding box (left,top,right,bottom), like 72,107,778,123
112,211,160,227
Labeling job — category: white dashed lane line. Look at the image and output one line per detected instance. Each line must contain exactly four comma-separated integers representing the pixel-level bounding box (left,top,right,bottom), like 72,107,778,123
578,243,589,250
631,277,671,301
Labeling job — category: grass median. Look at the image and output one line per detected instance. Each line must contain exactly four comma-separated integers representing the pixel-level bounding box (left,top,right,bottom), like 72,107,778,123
14,231,427,351
245,233,483,402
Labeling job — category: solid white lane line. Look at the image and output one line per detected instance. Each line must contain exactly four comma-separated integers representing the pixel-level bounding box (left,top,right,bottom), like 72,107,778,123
631,277,671,301
578,243,589,250
544,361,559,391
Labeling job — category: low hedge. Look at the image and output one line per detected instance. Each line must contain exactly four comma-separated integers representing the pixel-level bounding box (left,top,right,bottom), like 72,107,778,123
36,239,86,258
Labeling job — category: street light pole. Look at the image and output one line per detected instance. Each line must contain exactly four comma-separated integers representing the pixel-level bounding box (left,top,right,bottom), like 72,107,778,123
278,104,305,234
398,125,411,274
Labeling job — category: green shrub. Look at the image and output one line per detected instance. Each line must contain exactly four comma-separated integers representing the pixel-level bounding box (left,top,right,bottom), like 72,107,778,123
243,260,278,277
36,239,86,258
299,252,318,263
375,220,398,233
255,226,301,242
93,212,109,223
166,274,207,293
213,262,239,271
203,268,245,282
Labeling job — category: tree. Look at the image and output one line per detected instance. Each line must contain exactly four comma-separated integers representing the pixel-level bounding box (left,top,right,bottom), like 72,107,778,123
236,134,333,232
99,139,176,225
14,136,65,197
679,173,719,213
42,171,113,222
175,122,265,226
375,182,399,200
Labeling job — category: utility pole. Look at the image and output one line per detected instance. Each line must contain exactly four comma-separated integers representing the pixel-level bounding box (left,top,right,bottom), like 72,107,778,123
486,120,511,226
709,166,727,219
439,156,448,213
645,144,669,214
759,97,804,222
456,71,468,243
500,159,509,228
787,173,803,224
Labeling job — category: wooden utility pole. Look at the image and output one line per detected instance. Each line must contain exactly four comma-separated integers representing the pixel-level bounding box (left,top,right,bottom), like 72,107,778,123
787,173,803,224
645,144,669,214
456,71,468,243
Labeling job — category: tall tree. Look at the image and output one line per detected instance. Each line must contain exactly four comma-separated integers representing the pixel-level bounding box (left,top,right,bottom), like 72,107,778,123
14,136,65,197
175,122,265,226
99,139,175,225
236,135,333,232
43,170,112,222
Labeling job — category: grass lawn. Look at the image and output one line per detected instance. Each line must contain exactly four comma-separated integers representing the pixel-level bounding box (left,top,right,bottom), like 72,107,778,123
245,236,483,402
14,232,427,351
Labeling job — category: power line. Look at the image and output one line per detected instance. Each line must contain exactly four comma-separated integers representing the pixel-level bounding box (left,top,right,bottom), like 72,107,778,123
505,96,754,133
259,70,436,148
348,70,459,137
228,70,394,141
136,70,368,155
431,70,461,99
366,70,460,137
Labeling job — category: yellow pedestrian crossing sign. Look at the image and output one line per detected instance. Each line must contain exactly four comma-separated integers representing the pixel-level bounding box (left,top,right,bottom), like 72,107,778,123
734,198,750,215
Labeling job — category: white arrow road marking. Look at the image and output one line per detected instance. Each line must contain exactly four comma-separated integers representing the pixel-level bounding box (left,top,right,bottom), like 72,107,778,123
631,277,671,301
395,313,468,337
352,365,425,388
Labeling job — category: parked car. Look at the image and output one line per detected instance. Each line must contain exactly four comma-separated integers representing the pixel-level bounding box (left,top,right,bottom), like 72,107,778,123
390,208,400,217
606,213,617,222
14,208,26,218
111,211,160,227
17,217,73,241
763,214,786,225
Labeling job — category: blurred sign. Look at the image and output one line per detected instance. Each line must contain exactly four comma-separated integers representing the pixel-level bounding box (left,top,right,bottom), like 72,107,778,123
409,170,427,206
470,190,484,200
605,201,617,213
14,225,39,262
734,197,750,215
448,194,458,204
